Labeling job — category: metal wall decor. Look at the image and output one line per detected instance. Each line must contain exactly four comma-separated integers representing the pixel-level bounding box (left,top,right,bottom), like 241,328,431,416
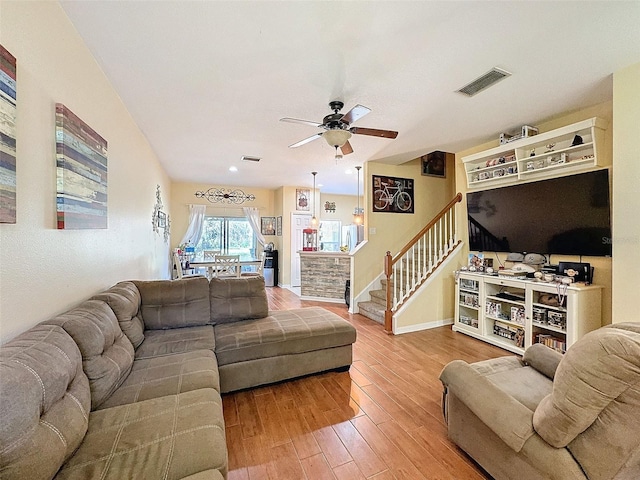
194,188,256,204
152,184,170,243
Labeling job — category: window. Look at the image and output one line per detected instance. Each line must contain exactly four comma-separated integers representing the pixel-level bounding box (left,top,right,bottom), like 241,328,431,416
318,220,341,252
195,216,257,260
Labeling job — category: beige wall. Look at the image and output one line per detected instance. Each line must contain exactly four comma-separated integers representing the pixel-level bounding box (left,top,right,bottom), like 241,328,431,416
0,2,171,343
169,182,276,250
318,192,362,229
169,182,359,287
612,62,640,323
353,156,457,297
455,101,614,326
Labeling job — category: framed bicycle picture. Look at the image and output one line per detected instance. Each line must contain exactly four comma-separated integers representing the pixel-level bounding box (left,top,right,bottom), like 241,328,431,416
372,175,414,214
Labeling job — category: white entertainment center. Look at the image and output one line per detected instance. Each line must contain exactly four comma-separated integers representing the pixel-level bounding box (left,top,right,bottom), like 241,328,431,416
456,117,607,353
454,272,602,355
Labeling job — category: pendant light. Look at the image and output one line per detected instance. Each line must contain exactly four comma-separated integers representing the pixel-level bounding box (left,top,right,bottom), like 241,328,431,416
354,166,363,225
310,171,318,227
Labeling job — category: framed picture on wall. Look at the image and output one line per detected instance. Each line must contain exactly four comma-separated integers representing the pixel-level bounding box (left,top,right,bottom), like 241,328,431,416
276,216,282,236
421,151,447,178
372,175,414,214
296,189,310,211
261,216,276,235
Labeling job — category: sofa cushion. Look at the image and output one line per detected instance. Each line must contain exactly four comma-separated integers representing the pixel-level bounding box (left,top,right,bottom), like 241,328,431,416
134,277,210,330
92,281,144,347
44,300,135,410
134,325,216,359
209,276,269,324
53,389,227,480
533,324,640,479
214,307,357,366
0,324,91,480
97,350,220,409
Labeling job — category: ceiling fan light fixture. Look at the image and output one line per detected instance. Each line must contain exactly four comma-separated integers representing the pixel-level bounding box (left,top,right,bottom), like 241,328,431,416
323,129,352,148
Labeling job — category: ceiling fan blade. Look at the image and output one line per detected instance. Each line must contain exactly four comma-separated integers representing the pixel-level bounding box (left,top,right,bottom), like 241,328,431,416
340,141,354,156
351,126,398,139
289,133,323,148
341,104,371,125
280,117,323,128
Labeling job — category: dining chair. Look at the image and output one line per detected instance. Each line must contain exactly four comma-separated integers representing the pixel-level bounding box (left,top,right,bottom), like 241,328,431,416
241,251,266,277
203,250,220,260
213,254,241,278
172,252,204,280
200,250,221,278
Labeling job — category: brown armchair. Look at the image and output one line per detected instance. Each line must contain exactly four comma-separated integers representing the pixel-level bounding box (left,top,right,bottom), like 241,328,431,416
440,323,640,480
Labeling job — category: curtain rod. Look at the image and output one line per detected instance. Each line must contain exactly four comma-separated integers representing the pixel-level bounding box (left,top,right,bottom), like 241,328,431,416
186,203,265,210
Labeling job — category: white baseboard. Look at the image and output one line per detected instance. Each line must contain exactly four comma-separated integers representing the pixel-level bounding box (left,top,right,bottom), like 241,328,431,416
394,318,453,335
299,295,346,304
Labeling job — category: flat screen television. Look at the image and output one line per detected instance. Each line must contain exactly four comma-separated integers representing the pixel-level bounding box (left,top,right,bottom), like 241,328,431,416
467,169,611,257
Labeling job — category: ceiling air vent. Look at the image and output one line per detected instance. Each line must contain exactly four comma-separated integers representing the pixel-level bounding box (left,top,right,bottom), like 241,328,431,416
241,155,261,162
457,67,511,97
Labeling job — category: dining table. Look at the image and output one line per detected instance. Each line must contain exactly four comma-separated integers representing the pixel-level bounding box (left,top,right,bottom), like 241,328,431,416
189,257,262,279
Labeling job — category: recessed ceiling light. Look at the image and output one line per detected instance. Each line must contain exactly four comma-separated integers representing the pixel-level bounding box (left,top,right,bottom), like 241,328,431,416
229,166,238,172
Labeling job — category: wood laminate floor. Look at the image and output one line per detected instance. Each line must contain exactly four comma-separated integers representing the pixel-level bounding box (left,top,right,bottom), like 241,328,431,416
224,287,509,480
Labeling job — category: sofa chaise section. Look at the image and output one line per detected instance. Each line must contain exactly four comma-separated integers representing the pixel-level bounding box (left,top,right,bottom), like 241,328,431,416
214,307,356,392
209,277,356,392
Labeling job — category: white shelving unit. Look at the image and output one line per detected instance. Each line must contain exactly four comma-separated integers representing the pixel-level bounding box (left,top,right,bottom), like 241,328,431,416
454,272,602,355
463,117,607,190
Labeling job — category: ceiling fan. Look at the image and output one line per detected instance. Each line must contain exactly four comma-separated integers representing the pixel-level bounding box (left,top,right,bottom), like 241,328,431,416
280,101,398,157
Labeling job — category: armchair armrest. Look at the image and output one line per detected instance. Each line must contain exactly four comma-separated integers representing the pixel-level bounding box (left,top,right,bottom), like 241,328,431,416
523,343,563,380
440,360,535,452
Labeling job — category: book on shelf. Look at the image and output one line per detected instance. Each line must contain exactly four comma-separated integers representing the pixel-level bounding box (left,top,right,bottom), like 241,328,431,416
537,333,566,354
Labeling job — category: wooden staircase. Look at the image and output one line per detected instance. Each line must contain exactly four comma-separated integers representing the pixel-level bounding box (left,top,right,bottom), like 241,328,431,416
357,279,390,324
357,261,429,324
357,193,463,332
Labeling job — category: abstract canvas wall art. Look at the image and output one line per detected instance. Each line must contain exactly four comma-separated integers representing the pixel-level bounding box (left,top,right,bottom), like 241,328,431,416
0,45,17,224
56,104,108,229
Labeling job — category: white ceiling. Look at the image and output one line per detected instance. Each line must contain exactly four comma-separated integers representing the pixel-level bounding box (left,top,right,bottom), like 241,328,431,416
59,1,640,195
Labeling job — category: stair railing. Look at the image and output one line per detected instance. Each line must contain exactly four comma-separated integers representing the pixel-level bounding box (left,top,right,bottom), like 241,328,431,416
383,193,463,333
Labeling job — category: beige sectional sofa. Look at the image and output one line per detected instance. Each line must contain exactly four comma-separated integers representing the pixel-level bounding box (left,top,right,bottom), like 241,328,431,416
439,323,640,480
0,276,356,479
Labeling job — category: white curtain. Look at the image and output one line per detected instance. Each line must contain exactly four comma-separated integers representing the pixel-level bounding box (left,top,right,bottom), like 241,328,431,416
243,207,266,246
179,205,207,248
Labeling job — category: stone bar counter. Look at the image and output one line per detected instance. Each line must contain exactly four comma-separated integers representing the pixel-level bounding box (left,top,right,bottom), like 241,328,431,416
299,251,351,302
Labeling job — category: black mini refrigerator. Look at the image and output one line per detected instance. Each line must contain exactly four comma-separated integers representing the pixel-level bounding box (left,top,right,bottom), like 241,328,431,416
264,250,278,287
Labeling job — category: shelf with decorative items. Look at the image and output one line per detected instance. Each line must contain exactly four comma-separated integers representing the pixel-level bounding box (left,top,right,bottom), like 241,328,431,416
463,117,607,190
454,272,602,355
456,276,481,331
